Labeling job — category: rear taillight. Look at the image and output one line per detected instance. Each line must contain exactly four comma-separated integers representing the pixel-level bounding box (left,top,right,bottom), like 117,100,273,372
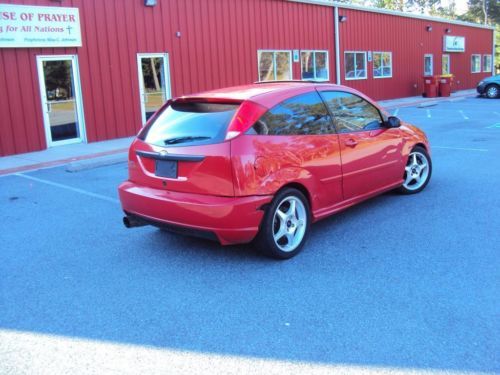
225,100,267,140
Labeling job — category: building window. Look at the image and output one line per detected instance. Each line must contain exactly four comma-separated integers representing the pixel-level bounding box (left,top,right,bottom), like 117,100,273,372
483,55,492,73
424,54,433,76
442,54,450,75
344,52,367,80
258,50,292,81
471,54,481,73
301,51,329,81
373,52,392,78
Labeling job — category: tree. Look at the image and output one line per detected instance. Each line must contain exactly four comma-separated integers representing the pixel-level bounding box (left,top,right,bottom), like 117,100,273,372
459,0,499,72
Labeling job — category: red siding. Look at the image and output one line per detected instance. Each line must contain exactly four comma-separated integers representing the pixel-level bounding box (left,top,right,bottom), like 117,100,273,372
338,8,493,100
0,0,494,157
0,0,334,156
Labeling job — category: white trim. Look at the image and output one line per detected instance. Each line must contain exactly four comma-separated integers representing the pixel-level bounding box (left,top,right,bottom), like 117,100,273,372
36,55,86,148
257,50,293,82
372,51,393,79
334,6,341,85
471,54,481,73
300,50,330,81
424,54,433,76
442,54,450,75
482,54,492,73
344,51,367,80
286,0,495,30
137,53,171,125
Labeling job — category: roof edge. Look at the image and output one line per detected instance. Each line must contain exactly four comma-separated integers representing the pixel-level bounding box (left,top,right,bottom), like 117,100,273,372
287,0,496,30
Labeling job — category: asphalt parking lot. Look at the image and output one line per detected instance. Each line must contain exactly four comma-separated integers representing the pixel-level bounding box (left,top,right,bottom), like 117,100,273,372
0,96,499,374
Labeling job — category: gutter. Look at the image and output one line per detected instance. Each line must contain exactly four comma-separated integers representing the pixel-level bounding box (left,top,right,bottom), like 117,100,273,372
287,0,495,30
334,6,341,85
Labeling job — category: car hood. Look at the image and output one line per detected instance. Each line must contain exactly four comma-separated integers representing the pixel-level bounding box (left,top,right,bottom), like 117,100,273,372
481,75,500,83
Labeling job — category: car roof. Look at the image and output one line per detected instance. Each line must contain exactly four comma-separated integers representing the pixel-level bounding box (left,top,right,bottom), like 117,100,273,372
177,82,361,108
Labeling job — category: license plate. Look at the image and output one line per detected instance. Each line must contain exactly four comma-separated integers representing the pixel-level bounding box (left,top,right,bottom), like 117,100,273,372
155,160,177,178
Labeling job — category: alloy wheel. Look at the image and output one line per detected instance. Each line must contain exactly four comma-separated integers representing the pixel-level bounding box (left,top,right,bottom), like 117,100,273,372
486,85,499,99
403,151,430,191
272,196,307,252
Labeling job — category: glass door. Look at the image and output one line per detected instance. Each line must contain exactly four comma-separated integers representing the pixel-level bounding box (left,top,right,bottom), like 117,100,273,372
137,53,171,124
36,55,85,146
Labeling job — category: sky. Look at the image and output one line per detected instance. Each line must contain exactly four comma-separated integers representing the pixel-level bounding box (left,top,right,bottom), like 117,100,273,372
442,0,469,15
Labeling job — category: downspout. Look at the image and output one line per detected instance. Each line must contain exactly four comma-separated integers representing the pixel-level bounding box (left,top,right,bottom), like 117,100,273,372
493,28,496,76
334,6,341,85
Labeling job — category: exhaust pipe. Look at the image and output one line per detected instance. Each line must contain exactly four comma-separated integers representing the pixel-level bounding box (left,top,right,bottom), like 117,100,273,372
123,215,147,228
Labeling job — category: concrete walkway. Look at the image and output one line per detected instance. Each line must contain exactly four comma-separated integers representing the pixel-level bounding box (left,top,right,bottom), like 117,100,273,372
0,89,478,176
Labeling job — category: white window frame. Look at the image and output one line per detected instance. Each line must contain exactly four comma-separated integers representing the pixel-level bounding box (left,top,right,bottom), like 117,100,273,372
442,54,450,75
36,54,86,148
482,54,492,73
257,50,292,82
372,51,393,79
300,50,330,81
344,51,367,81
471,54,481,73
424,54,433,76
136,53,172,125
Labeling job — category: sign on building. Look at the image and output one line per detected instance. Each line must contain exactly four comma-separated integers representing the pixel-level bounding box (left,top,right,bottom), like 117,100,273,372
0,4,81,48
443,36,465,52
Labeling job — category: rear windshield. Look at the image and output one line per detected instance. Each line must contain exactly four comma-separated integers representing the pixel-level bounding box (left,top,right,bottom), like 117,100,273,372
141,102,239,147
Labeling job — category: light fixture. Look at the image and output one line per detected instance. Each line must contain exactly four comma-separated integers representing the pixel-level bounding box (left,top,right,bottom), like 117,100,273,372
426,25,432,32
445,28,451,33
144,0,157,6
339,15,347,23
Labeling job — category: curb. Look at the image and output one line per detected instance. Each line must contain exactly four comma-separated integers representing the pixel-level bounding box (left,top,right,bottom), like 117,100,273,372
0,148,129,177
65,152,128,172
381,92,476,110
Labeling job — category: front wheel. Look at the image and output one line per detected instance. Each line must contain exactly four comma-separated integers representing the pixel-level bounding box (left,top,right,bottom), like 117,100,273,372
254,188,310,259
485,84,499,99
397,146,432,194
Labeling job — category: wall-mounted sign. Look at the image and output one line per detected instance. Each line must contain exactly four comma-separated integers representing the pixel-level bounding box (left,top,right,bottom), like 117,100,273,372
367,51,372,62
293,50,299,62
0,4,81,48
443,35,465,52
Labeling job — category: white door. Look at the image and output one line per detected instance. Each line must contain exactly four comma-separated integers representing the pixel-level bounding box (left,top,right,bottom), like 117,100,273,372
137,53,171,125
37,55,86,147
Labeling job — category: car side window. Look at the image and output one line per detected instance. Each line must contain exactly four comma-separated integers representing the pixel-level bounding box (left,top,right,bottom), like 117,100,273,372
249,91,334,135
320,91,383,133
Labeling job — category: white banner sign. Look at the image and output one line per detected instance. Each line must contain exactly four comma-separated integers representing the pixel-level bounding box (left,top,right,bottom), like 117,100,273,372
443,35,465,52
0,4,81,48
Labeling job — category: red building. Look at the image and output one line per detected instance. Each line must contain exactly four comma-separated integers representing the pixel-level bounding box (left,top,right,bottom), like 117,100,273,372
0,0,495,156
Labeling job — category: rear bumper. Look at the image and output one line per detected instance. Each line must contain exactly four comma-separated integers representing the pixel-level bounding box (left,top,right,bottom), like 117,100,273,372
119,181,272,245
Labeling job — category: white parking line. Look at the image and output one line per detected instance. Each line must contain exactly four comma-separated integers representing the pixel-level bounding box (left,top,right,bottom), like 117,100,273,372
15,173,120,204
486,123,500,129
393,108,399,116
433,146,488,152
426,109,431,118
458,110,469,120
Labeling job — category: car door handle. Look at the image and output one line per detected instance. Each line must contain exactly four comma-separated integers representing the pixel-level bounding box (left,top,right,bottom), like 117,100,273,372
345,139,358,148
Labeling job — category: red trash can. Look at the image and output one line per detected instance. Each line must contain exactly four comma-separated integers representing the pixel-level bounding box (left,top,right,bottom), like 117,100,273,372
438,75,453,97
422,76,438,98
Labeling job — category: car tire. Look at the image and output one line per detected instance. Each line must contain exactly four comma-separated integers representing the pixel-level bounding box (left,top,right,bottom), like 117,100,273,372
485,84,499,99
254,188,311,259
397,146,432,195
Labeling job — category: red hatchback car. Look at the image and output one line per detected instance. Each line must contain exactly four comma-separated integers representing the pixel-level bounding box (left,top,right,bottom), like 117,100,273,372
119,82,431,259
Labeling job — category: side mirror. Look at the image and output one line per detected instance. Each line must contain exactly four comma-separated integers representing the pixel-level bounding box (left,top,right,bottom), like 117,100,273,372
386,116,401,128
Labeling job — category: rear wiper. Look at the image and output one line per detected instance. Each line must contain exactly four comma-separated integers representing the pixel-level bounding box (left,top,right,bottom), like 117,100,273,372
164,136,210,145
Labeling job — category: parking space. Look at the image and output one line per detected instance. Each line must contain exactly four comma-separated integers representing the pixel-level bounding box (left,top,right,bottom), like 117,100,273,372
1,97,499,374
